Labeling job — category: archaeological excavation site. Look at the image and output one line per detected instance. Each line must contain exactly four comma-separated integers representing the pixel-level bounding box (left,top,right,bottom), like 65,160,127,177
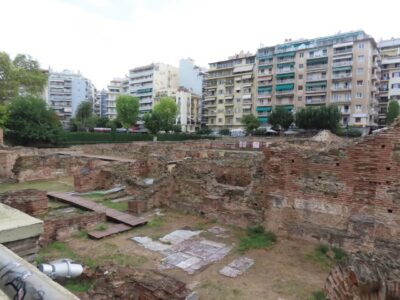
1,123,400,300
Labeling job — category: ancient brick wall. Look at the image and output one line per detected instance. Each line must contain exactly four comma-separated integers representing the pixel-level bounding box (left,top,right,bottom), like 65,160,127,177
263,124,400,254
40,211,106,246
0,189,48,217
0,128,3,145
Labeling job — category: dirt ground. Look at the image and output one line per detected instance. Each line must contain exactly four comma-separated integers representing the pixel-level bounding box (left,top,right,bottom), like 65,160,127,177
1,178,328,299
66,209,327,300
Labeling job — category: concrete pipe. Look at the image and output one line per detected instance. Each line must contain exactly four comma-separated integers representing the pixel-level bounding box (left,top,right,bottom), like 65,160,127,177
38,259,83,279
0,244,79,300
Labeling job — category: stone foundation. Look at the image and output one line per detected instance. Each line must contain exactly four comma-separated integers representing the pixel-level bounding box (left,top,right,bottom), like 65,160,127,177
0,189,48,217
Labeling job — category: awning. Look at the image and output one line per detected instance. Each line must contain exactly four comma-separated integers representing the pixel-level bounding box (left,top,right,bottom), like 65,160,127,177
333,54,352,60
224,96,233,99
258,117,269,123
233,65,254,73
242,74,252,79
276,72,295,79
333,66,352,71
306,81,327,87
276,51,296,58
307,58,328,65
242,94,252,100
277,62,295,67
277,105,294,111
258,86,272,92
276,83,295,91
256,106,272,112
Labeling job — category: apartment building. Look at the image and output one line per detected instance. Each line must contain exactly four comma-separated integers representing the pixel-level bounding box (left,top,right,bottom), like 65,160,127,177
378,38,400,125
203,51,255,130
129,63,179,115
255,31,380,128
48,70,96,128
179,58,206,96
104,77,129,119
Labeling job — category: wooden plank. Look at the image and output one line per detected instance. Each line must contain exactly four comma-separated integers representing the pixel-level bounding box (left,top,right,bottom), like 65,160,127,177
57,151,137,163
47,192,147,227
88,223,132,239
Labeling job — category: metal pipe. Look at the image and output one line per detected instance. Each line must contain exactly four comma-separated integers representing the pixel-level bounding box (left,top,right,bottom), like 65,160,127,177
38,259,83,279
0,244,79,300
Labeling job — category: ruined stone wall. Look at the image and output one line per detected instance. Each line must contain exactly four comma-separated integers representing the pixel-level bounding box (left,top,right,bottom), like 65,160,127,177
0,189,48,217
40,211,106,246
263,124,400,254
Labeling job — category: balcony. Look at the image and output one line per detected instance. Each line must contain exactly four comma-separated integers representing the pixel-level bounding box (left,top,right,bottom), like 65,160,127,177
309,53,328,59
306,98,326,105
332,73,352,79
277,56,295,63
277,68,295,74
306,75,327,81
333,48,353,55
306,87,327,93
332,85,352,91
333,61,352,67
276,90,294,95
307,64,328,71
341,109,351,115
276,78,295,84
331,97,351,103
225,110,234,116
225,101,234,106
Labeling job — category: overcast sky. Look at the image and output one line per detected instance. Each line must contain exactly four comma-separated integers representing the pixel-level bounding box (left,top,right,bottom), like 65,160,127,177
1,0,399,89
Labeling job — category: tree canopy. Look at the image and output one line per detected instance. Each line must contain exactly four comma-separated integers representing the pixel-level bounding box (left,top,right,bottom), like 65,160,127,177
0,52,47,103
386,100,400,125
153,97,178,132
0,105,8,128
269,107,293,130
5,96,64,145
241,114,260,135
73,101,94,131
295,105,341,131
116,95,140,129
143,112,162,136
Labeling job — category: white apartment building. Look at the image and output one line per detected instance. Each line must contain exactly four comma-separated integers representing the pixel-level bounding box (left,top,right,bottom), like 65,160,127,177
129,63,179,115
104,77,129,119
48,70,96,128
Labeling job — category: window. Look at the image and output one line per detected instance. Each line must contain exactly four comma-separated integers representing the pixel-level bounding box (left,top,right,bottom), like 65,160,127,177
298,85,303,91
392,83,400,89
358,55,365,62
299,53,304,58
218,80,224,85
392,72,400,78
236,98,241,103
298,74,303,79
218,99,223,104
218,89,223,94
356,104,362,111
355,117,361,123
298,96,302,101
236,118,242,123
218,118,222,123
357,80,363,86
356,92,363,98
358,43,365,49
299,64,304,69
357,68,364,74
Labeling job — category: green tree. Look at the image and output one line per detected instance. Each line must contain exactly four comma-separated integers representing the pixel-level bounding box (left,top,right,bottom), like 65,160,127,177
296,105,341,131
74,101,93,131
143,112,162,139
0,52,47,103
241,114,260,135
153,97,178,132
0,104,8,128
6,96,64,145
269,107,293,130
116,95,140,130
96,116,109,127
386,100,400,125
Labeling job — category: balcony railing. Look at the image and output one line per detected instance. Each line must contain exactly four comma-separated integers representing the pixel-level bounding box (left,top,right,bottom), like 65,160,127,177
332,73,352,79
333,48,353,55
306,87,327,93
277,57,295,63
277,68,295,74
307,64,328,70
276,78,295,84
333,61,352,67
306,75,327,81
331,97,351,103
306,98,326,104
309,53,328,59
332,85,352,91
275,90,294,95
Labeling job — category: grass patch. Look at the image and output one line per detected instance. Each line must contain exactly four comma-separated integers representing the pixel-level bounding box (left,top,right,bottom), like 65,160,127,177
103,200,128,211
0,177,74,193
307,244,348,270
36,241,79,265
146,216,166,229
95,223,109,231
96,253,148,267
64,279,92,293
238,225,277,254
72,231,88,239
311,290,326,300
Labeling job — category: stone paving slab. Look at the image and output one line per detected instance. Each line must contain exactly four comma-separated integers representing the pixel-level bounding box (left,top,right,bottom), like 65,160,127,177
131,236,171,251
159,229,202,245
88,223,131,239
219,257,254,278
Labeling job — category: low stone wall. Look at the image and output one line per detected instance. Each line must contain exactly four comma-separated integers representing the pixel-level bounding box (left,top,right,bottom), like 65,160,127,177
0,189,48,217
40,212,106,246
3,236,40,263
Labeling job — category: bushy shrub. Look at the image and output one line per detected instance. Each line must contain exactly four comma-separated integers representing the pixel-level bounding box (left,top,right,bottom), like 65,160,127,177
219,128,231,136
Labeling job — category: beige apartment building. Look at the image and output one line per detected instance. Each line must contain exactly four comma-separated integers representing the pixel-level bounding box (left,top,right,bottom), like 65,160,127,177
203,51,255,130
378,38,400,125
255,31,380,128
